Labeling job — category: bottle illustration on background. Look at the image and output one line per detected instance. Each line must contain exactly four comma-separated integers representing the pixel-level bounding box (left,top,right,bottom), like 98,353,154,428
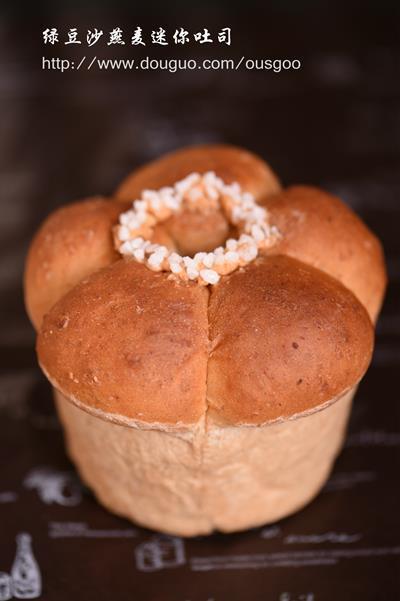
0,572,11,601
10,534,41,599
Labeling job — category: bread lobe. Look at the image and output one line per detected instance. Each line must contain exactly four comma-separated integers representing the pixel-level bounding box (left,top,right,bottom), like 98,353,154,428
263,185,387,320
37,259,210,426
24,197,128,329
115,144,281,202
207,255,374,425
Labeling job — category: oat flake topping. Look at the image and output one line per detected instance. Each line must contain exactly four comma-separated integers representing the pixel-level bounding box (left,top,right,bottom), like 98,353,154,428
114,171,281,285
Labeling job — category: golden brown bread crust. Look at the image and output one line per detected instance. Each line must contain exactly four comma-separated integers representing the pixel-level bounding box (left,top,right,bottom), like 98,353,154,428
207,255,374,425
37,259,209,426
115,144,282,202
25,145,279,328
24,197,177,330
24,197,127,330
115,144,281,256
164,209,230,256
262,186,387,321
26,145,385,427
37,254,373,427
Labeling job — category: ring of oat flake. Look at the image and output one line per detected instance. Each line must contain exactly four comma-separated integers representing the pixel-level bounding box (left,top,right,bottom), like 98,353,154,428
114,171,281,285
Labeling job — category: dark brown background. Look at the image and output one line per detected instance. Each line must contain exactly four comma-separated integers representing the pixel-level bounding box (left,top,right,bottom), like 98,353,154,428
0,2,399,600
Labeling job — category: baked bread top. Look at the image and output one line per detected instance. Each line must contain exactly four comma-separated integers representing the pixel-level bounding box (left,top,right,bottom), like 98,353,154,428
25,144,386,429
